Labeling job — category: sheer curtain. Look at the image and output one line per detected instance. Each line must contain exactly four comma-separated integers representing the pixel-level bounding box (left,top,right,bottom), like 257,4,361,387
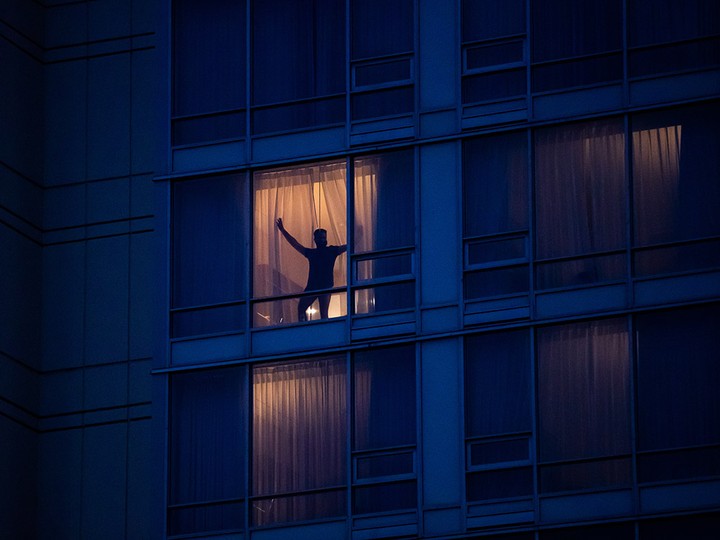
538,318,630,462
169,369,245,535
252,357,347,525
253,162,346,325
535,119,626,287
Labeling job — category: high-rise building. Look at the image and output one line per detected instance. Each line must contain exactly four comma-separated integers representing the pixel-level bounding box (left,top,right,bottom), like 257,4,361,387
1,1,719,538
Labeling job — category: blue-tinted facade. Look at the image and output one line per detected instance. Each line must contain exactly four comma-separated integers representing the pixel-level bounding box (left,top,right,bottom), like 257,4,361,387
1,1,719,539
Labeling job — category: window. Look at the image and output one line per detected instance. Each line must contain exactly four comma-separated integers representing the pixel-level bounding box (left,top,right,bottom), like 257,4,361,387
169,368,246,536
352,149,416,315
631,102,720,276
461,0,527,105
171,174,247,337
252,0,345,134
534,118,627,289
537,318,632,493
628,0,720,78
252,161,348,326
172,0,246,145
351,0,414,120
531,0,623,92
465,330,533,502
463,132,529,300
636,304,720,483
353,345,417,514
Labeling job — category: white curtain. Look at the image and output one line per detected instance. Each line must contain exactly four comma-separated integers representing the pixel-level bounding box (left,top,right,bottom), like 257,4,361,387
252,357,347,525
253,162,346,325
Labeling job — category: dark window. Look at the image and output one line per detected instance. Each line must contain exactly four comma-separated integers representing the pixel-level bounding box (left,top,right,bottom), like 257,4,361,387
172,175,246,337
169,368,246,535
636,305,720,482
639,513,720,540
172,0,246,143
352,0,413,59
462,0,525,43
537,318,632,493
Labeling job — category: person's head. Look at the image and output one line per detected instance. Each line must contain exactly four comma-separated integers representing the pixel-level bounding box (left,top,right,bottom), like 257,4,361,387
313,228,328,247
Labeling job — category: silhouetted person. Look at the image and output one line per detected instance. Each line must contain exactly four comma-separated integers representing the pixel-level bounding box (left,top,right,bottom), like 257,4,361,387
276,217,347,322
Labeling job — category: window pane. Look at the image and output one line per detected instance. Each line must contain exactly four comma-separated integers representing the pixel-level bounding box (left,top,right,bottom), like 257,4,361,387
253,162,347,324
462,0,526,43
629,0,720,47
532,53,623,92
466,41,524,70
466,467,533,501
467,237,526,266
173,0,246,117
540,523,635,540
252,358,347,524
639,512,720,539
356,452,414,480
172,111,245,146
465,330,531,437
532,0,622,61
469,438,529,467
354,345,416,451
354,282,414,314
539,457,631,493
352,87,414,120
632,103,720,246
354,150,414,252
629,38,720,78
636,305,720,451
464,132,528,237
173,175,246,309
253,0,344,105
537,319,631,462
172,304,245,338
462,69,526,103
170,369,245,533
252,97,344,135
353,480,416,514
355,58,412,87
535,119,626,259
252,490,346,527
352,0,413,59
464,266,529,299
356,253,412,281
536,253,625,290
253,292,347,328
633,239,720,277
638,446,720,483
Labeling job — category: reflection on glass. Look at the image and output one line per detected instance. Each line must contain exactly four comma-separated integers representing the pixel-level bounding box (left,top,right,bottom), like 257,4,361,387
253,292,347,327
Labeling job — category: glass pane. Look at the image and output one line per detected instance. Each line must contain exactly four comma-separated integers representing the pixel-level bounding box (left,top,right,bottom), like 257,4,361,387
469,438,528,467
537,319,631,462
465,330,531,437
168,501,244,536
462,0,526,43
354,345,416,451
639,512,720,540
535,118,626,259
252,358,347,525
172,111,245,146
354,150,415,252
252,96,344,135
636,305,720,451
532,0,622,61
466,41,524,70
356,452,414,480
352,86,414,120
252,0,344,104
173,0,246,117
464,132,528,236
638,446,720,483
467,237,526,265
464,266,528,299
352,0,413,59
355,58,412,87
532,53,623,92
253,292,347,327
466,467,533,501
633,239,720,277
462,69,526,103
539,457,631,493
535,253,625,290
354,282,414,314
252,489,345,527
629,38,720,78
253,161,347,323
170,369,245,508
632,103,720,246
353,481,416,514
172,304,245,338
629,0,720,47
173,175,246,309
356,253,412,281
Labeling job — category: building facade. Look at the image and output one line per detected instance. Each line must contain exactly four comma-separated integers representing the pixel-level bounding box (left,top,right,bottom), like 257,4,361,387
1,0,719,539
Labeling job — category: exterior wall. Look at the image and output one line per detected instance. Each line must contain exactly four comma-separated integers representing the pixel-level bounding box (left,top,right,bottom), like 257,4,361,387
2,1,159,538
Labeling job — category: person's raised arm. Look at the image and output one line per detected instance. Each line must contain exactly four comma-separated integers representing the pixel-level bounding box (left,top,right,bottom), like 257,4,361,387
275,218,308,256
